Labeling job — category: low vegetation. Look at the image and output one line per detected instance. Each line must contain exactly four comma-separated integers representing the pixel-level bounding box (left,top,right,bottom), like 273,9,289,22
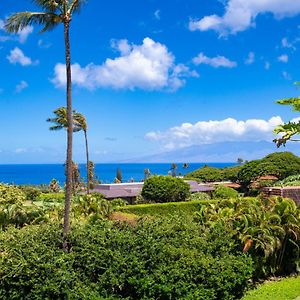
242,276,300,300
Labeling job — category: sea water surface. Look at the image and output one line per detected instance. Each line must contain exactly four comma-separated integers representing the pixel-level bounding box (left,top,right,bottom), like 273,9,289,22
0,163,236,185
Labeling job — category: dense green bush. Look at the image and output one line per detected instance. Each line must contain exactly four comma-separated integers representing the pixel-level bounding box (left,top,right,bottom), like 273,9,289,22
213,185,238,199
0,219,253,299
0,184,26,205
141,176,190,203
19,185,41,201
275,174,300,187
185,166,241,183
196,197,300,278
119,200,219,217
238,152,300,185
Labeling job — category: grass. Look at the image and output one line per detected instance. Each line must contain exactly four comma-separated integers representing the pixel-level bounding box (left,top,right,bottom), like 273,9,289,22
242,277,300,300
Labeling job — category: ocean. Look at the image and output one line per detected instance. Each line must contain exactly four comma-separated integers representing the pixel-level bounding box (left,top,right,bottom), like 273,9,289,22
0,163,236,185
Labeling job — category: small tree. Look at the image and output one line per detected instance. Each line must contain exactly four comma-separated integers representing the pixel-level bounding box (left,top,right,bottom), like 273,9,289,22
88,161,96,190
49,179,60,193
170,163,178,177
116,168,122,183
144,168,151,180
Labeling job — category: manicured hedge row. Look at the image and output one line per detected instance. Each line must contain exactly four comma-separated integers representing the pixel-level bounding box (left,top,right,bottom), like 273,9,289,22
119,200,220,216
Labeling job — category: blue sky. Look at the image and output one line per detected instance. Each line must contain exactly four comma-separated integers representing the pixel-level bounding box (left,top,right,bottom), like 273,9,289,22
1,0,300,163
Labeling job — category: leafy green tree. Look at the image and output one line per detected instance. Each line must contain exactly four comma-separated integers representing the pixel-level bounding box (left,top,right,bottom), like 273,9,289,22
274,86,300,147
5,0,86,250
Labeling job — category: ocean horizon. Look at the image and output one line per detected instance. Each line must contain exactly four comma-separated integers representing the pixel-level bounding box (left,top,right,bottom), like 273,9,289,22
0,162,237,185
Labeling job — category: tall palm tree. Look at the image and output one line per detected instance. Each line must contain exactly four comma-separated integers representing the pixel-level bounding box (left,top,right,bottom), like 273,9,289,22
73,113,91,194
5,0,86,250
47,107,91,194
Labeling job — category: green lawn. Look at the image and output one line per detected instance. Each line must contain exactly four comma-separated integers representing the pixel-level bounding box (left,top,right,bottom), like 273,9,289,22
242,277,300,300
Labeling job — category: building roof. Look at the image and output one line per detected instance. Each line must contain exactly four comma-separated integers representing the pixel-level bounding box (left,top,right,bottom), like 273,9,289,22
92,180,214,199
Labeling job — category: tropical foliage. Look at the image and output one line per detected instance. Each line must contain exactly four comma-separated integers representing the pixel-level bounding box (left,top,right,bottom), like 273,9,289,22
0,219,253,300
141,175,191,203
196,196,300,278
5,0,87,249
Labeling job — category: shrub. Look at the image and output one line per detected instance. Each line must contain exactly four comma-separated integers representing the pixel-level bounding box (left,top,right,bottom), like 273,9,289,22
185,165,242,183
0,184,26,205
213,185,238,199
189,192,211,201
196,197,300,278
141,175,190,203
185,166,224,182
19,185,41,201
36,193,65,203
0,219,253,299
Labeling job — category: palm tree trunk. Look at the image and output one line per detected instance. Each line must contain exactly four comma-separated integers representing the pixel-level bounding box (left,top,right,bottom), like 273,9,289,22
63,20,73,252
84,130,90,194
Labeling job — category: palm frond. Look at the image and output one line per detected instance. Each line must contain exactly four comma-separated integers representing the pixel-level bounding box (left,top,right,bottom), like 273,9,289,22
68,0,86,14
5,12,61,33
31,0,64,13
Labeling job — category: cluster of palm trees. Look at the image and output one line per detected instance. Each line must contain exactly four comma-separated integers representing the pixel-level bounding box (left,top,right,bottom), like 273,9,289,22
5,0,86,250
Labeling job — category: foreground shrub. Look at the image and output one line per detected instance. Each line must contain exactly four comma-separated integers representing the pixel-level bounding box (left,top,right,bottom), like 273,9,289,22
141,175,190,203
213,185,238,199
0,219,253,299
0,184,26,205
196,197,300,278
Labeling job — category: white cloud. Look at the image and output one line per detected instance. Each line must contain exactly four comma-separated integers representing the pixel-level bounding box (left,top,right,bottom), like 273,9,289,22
245,52,255,65
7,47,33,66
146,116,283,150
154,10,161,20
282,71,292,80
189,0,300,36
18,26,33,43
52,37,197,91
0,19,4,30
15,80,28,93
193,52,237,68
265,61,270,70
278,54,289,63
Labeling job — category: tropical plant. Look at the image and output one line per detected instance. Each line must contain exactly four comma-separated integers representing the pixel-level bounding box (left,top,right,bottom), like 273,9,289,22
73,112,91,193
273,84,300,147
141,175,191,203
49,178,60,193
196,196,300,278
116,168,122,183
0,184,26,205
5,0,87,250
170,163,178,177
47,107,91,193
144,168,151,180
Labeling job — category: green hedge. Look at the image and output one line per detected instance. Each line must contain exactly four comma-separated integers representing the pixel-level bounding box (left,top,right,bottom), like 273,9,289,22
119,200,219,217
0,219,253,299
